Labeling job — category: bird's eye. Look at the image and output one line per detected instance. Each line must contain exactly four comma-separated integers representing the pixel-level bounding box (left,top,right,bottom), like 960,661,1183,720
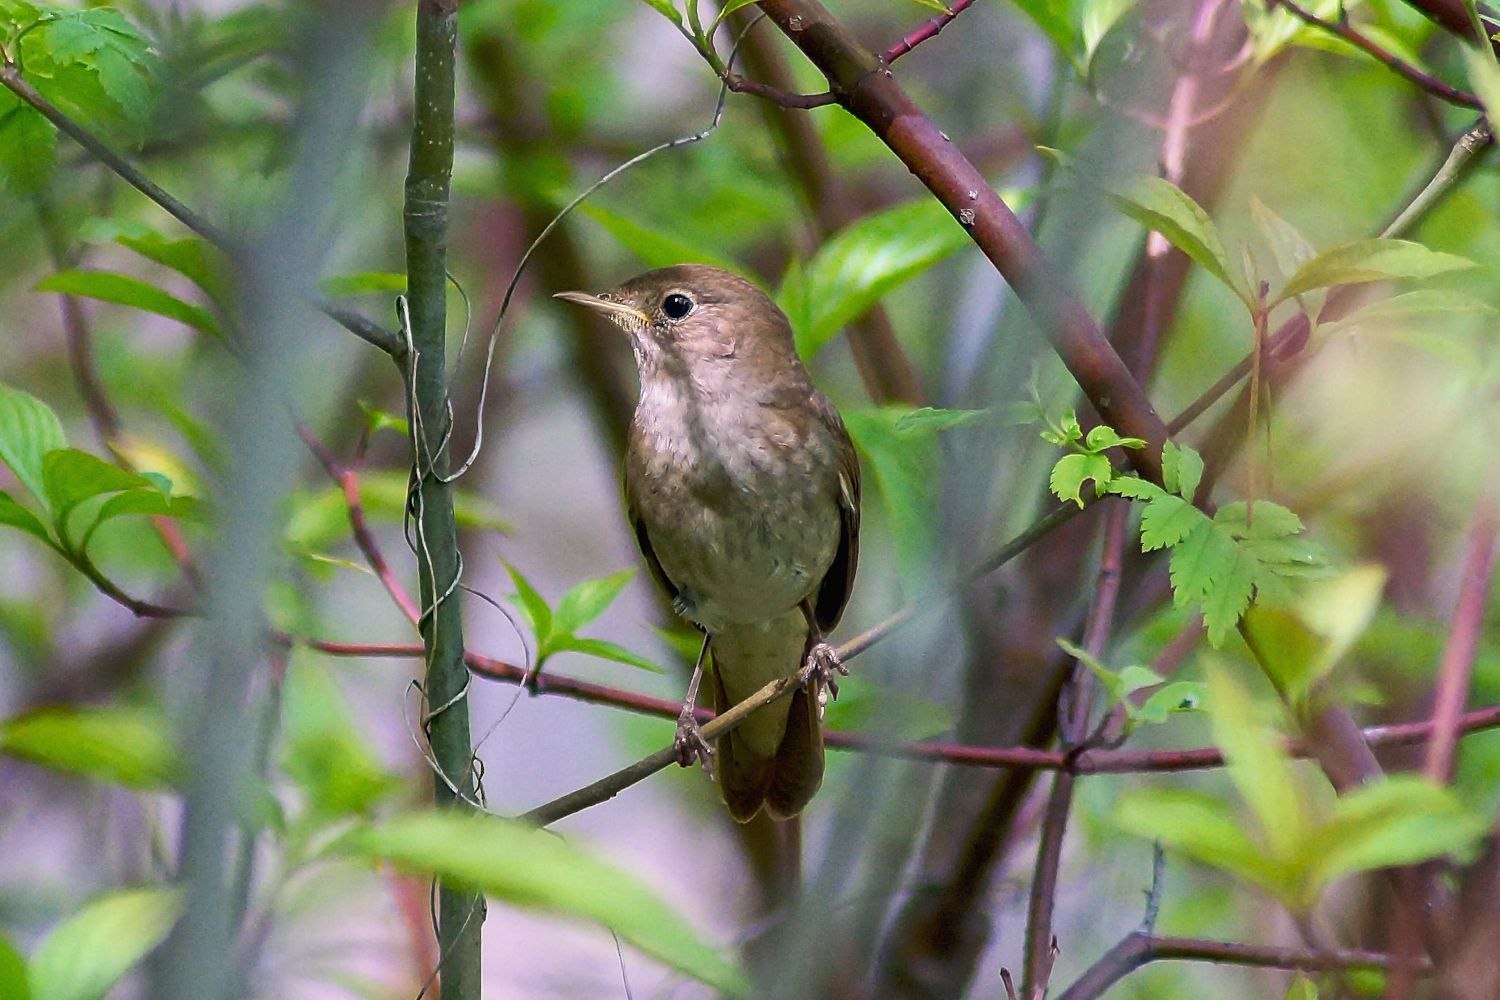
662,292,694,320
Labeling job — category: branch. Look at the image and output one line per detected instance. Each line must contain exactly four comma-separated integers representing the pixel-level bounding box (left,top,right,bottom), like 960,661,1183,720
1274,0,1481,108
1424,489,1498,783
1057,933,1421,1000
881,0,976,64
403,1,482,995
757,0,1171,482
0,59,402,357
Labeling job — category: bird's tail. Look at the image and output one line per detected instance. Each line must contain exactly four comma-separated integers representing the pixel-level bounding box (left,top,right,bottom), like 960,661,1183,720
711,611,824,822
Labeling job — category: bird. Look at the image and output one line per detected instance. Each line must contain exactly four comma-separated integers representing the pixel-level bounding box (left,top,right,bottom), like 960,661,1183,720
556,264,860,822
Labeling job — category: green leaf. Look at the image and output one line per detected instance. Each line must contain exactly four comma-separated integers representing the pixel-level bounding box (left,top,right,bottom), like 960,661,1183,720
1461,44,1500,123
503,561,554,644
780,198,973,358
0,384,67,509
1286,975,1319,1000
890,406,987,435
1319,288,1495,338
577,203,742,273
347,810,749,995
359,401,409,438
35,271,220,336
1304,776,1488,899
41,449,153,522
0,490,52,544
1139,491,1207,551
549,635,665,673
0,934,28,1000
1278,239,1478,301
1102,174,1243,300
116,232,230,307
0,104,57,193
637,0,683,26
284,470,507,551
1243,565,1386,705
553,569,636,636
1049,452,1112,508
1205,660,1306,861
1249,197,1316,284
1082,425,1146,453
1010,0,1079,55
821,675,955,740
0,707,178,790
282,656,398,815
1115,787,1296,898
88,489,201,535
1082,0,1137,67
1161,440,1204,501
1135,681,1205,724
29,887,181,1000
318,271,409,298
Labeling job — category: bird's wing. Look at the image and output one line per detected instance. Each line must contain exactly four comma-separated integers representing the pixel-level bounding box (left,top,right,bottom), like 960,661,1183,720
812,404,860,634
623,473,681,607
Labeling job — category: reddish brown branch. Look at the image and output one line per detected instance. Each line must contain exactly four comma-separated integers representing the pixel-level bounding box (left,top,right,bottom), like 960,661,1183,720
1425,491,1498,783
722,71,835,108
881,0,975,64
1057,933,1420,1000
1275,0,1481,108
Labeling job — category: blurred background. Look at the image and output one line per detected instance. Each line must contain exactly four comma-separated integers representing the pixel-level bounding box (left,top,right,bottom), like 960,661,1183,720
0,0,1497,997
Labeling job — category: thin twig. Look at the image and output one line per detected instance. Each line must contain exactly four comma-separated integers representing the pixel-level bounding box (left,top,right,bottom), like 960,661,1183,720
1056,934,1421,1000
1274,0,1482,108
881,0,976,64
1424,489,1498,783
0,60,401,356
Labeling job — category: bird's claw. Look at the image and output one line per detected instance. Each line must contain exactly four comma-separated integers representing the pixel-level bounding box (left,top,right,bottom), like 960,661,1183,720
798,641,848,700
673,708,713,772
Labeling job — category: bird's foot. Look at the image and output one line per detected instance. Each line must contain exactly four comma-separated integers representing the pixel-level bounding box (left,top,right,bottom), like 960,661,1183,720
673,706,713,772
798,641,849,700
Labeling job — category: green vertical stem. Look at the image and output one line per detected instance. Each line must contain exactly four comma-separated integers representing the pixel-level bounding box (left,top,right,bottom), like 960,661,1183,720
404,1,483,996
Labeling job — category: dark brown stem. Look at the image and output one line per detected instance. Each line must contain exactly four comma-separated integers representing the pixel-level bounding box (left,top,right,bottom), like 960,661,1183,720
1274,0,1481,107
1057,933,1420,1000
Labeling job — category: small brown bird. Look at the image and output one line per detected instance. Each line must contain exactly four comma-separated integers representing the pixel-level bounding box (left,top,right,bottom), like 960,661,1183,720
556,264,860,821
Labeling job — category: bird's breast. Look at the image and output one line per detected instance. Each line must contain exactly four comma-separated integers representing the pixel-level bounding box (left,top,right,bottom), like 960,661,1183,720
627,381,840,631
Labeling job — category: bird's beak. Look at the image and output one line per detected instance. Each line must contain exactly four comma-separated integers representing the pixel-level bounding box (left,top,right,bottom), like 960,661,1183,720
553,291,650,328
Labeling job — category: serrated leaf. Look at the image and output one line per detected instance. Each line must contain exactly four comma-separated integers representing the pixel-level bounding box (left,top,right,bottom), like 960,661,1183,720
1138,491,1207,551
35,271,219,336
29,887,181,1000
1103,174,1244,300
1205,660,1307,861
1161,440,1204,501
0,707,177,790
346,811,749,995
282,656,398,815
0,385,67,510
553,569,636,636
1115,787,1296,898
319,271,409,298
780,198,972,358
0,490,52,544
576,203,741,273
502,561,553,643
549,635,665,673
1050,452,1112,508
1249,196,1316,284
1278,239,1477,301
